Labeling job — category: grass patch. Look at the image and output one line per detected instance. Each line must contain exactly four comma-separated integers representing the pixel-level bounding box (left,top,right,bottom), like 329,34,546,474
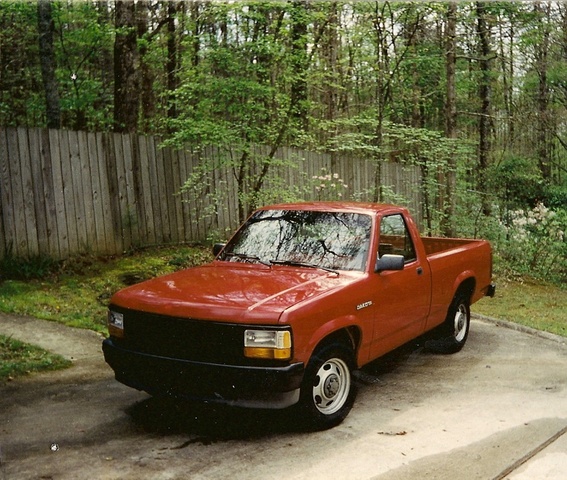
472,275,567,337
0,335,72,381
0,245,212,334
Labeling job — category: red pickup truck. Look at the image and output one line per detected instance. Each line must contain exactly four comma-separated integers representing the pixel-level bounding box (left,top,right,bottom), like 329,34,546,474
103,202,495,430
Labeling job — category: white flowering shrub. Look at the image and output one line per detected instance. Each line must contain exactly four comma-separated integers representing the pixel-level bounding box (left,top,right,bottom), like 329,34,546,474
311,169,348,201
499,203,567,283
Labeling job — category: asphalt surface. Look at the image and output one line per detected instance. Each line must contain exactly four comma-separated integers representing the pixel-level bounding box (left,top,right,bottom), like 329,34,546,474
0,312,566,480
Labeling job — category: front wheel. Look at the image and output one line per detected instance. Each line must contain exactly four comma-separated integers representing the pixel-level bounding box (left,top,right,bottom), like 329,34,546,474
295,343,357,431
427,292,471,354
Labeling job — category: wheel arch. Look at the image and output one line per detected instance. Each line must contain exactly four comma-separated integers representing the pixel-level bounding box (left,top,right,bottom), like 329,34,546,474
305,323,361,367
454,275,476,303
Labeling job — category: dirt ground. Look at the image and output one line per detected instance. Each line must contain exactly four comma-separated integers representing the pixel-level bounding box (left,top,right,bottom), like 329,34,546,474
1,312,567,480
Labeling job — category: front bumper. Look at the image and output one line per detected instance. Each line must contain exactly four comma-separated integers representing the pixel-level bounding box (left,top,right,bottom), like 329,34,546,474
102,338,304,409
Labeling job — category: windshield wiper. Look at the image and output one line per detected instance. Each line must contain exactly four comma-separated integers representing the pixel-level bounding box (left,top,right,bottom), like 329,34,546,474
224,252,272,267
270,259,339,275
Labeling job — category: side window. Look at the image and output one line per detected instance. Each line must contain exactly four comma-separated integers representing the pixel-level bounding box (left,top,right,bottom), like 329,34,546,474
378,214,417,263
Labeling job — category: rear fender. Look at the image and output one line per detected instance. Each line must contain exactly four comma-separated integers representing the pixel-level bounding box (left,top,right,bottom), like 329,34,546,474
452,272,476,302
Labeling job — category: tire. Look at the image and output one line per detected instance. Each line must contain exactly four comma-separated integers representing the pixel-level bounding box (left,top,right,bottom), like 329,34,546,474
427,292,471,354
296,343,357,431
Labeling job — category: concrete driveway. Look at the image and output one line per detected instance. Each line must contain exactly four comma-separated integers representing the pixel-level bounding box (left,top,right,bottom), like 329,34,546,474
0,313,566,480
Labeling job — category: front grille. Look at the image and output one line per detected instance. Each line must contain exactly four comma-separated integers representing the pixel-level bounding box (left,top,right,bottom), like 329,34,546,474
109,305,286,366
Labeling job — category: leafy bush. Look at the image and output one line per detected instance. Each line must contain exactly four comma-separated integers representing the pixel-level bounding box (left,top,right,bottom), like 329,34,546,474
0,251,58,281
489,156,545,210
310,168,348,201
496,203,567,283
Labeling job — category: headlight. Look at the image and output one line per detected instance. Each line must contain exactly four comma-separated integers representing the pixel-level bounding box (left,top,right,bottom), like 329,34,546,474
108,310,124,338
244,329,291,360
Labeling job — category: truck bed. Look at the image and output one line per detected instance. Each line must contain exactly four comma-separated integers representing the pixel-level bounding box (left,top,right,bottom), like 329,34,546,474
422,236,484,256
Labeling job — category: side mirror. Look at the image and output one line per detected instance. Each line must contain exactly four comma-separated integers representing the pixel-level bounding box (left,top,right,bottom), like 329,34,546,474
213,243,226,257
375,254,405,273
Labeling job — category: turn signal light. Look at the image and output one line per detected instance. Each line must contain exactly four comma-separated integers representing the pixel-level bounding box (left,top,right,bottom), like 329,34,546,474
244,330,291,360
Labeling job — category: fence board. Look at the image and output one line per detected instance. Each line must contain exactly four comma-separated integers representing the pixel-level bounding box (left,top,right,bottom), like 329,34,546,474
103,133,123,252
122,134,139,247
77,131,95,252
8,128,28,256
146,135,165,244
0,128,12,256
48,129,69,258
40,129,61,257
112,132,130,250
169,148,186,242
177,149,192,240
0,127,422,260
68,130,89,252
99,132,118,254
28,129,50,257
161,146,179,244
136,136,156,245
18,127,41,257
60,131,80,254
87,132,106,253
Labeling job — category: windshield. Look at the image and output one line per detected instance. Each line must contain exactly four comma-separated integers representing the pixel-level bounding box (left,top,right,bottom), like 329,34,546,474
220,209,372,272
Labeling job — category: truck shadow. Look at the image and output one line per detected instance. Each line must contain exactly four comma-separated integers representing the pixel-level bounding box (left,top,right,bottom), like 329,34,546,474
126,396,294,441
360,336,431,378
125,336,439,441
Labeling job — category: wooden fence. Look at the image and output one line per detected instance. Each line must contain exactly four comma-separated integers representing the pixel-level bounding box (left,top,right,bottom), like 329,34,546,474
0,127,422,260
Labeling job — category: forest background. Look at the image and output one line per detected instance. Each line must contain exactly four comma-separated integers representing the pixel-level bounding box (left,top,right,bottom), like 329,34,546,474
1,0,566,286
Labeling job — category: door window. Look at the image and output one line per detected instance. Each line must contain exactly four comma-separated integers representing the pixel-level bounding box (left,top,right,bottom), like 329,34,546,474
378,214,416,263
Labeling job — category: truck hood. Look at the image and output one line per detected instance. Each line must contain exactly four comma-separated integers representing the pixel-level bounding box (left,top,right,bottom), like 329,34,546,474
110,262,362,324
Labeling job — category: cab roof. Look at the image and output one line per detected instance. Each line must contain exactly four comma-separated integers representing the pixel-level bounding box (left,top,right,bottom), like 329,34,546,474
257,201,405,216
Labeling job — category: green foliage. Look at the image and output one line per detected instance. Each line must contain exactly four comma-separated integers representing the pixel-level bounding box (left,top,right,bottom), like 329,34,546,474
0,335,71,381
496,204,567,284
488,156,545,210
0,1,42,126
542,184,567,210
0,250,59,281
54,2,115,130
317,112,475,233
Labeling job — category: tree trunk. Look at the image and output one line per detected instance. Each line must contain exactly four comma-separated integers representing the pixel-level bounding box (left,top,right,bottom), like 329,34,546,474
535,1,552,180
290,0,309,131
137,1,154,133
441,2,457,236
37,0,61,129
114,0,139,133
167,1,179,120
476,1,492,216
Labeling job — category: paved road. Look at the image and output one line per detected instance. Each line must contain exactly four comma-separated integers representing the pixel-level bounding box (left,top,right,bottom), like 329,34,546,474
0,313,566,480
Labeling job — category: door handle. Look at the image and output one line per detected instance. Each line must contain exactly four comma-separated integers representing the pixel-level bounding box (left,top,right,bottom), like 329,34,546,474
416,267,423,275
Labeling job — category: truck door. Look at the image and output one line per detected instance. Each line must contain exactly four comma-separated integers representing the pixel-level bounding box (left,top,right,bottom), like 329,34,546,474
369,213,432,359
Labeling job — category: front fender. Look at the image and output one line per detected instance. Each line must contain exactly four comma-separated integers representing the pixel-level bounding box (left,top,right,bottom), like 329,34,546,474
300,315,365,368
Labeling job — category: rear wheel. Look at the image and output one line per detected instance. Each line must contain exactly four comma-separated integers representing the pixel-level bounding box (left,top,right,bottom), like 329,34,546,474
427,292,471,354
296,343,357,430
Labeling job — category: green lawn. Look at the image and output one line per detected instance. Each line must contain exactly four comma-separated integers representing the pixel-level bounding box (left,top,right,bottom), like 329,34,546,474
0,335,71,381
472,275,567,337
